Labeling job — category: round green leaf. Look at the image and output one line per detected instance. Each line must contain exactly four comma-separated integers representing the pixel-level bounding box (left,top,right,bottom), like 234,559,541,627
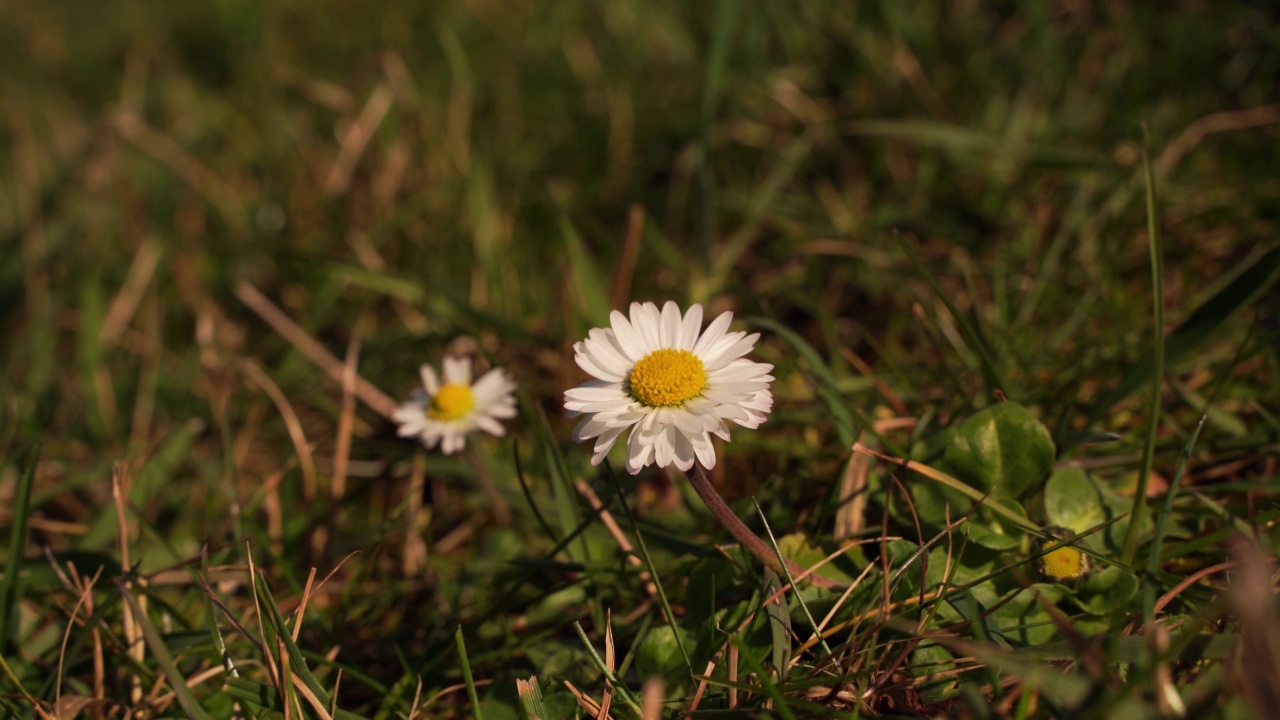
1044,468,1107,534
943,402,1055,499
635,624,691,684
1078,566,1139,615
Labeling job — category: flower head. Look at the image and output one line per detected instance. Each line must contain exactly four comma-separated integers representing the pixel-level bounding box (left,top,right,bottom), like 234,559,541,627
564,301,774,474
394,356,517,454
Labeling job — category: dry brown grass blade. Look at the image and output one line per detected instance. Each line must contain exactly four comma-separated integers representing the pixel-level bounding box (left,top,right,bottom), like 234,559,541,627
99,238,163,346
234,282,398,419
314,330,362,558
112,461,145,708
242,360,319,506
293,569,318,644
596,611,614,720
55,565,103,718
575,479,655,595
112,108,244,227
640,676,664,720
324,83,396,195
405,676,425,720
563,680,602,716
403,449,429,576
609,205,645,310
834,445,870,540
1228,536,1280,714
1155,104,1280,177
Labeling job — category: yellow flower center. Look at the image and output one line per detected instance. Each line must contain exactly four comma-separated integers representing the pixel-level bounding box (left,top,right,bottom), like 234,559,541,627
428,383,475,421
628,349,707,407
1041,543,1089,581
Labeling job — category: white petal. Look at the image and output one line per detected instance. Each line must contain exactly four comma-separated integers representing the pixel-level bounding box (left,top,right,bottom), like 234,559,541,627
678,304,703,350
591,426,627,465
564,382,628,403
575,349,627,383
631,302,661,350
626,429,654,474
472,368,514,404
653,427,674,469
419,365,440,395
488,403,518,420
610,310,646,361
709,359,774,384
475,415,506,437
702,333,761,371
393,401,425,422
671,429,696,471
572,416,611,442
659,301,682,348
692,311,734,357
442,357,470,385
693,436,717,469
396,421,424,437
583,329,635,374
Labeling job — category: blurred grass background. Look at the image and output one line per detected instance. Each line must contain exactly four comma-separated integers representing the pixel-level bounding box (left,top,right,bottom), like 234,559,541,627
2,0,1279,716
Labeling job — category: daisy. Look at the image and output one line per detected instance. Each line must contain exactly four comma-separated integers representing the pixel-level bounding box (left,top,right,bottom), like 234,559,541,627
394,356,518,454
564,301,774,474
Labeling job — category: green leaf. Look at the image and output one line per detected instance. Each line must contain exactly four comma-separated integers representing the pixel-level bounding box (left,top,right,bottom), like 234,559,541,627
1078,566,1139,616
911,644,960,704
634,624,691,685
775,533,860,585
1044,468,1107,534
943,402,1055,499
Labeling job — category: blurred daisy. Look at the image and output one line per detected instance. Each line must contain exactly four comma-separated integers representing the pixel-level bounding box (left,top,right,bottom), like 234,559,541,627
394,357,517,454
564,301,774,474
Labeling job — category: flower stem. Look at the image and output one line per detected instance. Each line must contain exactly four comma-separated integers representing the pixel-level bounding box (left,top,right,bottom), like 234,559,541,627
686,465,840,589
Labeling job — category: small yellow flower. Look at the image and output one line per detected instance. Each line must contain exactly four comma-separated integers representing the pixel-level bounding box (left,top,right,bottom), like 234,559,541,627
394,357,517,454
1038,527,1091,582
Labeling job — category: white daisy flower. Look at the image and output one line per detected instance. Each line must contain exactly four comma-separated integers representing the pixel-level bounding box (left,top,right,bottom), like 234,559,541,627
393,356,518,454
564,301,774,474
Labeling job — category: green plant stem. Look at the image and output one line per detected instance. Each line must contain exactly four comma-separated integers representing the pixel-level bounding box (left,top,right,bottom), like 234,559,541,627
687,465,840,589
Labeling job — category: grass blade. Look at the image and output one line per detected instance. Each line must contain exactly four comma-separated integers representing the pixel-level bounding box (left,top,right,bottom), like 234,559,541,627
516,675,549,720
1144,415,1208,622
0,444,38,653
224,677,372,720
252,571,332,708
1121,129,1165,565
115,579,216,720
455,625,484,720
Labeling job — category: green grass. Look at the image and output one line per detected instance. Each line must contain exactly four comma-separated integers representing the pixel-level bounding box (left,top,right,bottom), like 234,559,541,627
2,1,1280,717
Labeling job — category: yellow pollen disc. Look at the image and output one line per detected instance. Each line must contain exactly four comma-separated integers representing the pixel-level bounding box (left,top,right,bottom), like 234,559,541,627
428,383,475,421
1041,544,1089,581
628,349,707,407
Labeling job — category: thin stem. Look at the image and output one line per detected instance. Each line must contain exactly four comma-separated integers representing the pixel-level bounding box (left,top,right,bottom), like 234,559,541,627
686,465,840,589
